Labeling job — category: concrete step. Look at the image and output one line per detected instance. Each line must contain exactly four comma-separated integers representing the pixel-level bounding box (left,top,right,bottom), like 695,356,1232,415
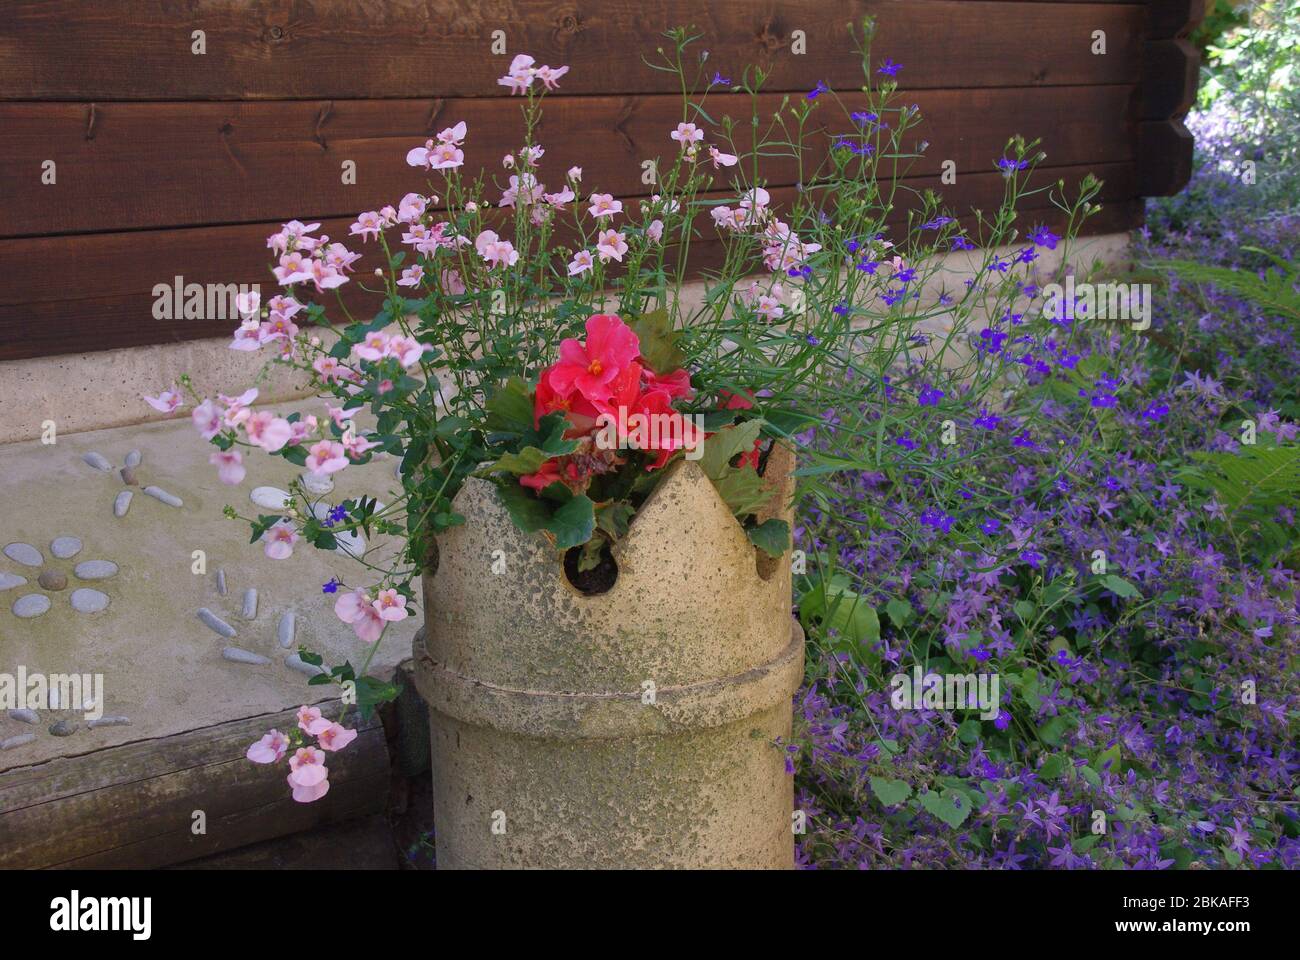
0,408,418,867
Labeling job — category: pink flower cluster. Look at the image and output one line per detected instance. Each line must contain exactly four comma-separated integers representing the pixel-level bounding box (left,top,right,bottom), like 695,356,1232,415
497,54,569,95
709,187,822,273
669,121,738,170
333,586,408,644
246,705,358,803
268,220,361,293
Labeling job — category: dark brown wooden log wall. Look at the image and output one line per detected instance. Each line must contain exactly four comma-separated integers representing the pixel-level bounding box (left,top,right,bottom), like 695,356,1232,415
0,0,1204,361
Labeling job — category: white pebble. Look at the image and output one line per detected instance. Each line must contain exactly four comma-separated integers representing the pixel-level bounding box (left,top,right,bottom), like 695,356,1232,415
114,491,133,517
0,733,37,751
7,709,39,724
0,573,27,591
82,452,112,471
3,542,43,567
278,610,296,648
197,607,237,638
222,646,270,666
242,587,258,620
50,536,83,559
216,568,228,596
250,486,292,510
70,588,110,613
74,559,119,580
12,594,51,618
143,486,183,508
125,449,142,468
87,716,132,728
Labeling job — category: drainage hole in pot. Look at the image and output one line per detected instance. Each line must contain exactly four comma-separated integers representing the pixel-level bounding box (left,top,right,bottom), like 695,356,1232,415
563,541,619,595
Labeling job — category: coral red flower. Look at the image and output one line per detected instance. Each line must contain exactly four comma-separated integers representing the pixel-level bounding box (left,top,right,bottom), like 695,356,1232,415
546,314,641,404
520,459,564,491
642,365,694,400
534,368,600,435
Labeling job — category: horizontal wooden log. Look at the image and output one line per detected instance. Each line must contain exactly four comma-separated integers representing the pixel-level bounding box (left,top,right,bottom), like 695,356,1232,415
0,1,1145,100
1141,37,1200,118
1144,0,1209,39
1136,117,1193,195
0,701,388,869
0,86,1136,238
0,164,1139,360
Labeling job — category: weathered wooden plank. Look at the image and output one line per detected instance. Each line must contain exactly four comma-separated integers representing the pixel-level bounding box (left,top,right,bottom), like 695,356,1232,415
0,86,1136,238
0,164,1139,360
1141,37,1200,118
50,774,389,868
0,701,388,869
1136,117,1194,195
0,161,1137,306
1144,0,1209,39
0,1,1145,100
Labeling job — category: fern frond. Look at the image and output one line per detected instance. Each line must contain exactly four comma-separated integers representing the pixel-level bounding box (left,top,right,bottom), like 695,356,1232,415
1149,256,1300,325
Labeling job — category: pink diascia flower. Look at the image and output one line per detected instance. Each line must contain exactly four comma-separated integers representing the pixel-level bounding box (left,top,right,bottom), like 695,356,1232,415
373,588,409,622
235,290,261,322
568,250,594,276
297,705,331,736
316,722,358,752
305,440,348,475
708,145,738,168
334,587,385,644
475,230,519,268
274,250,314,285
387,335,428,368
596,229,628,262
670,122,704,147
587,193,622,219
533,63,569,90
144,384,184,414
245,729,288,764
244,410,293,452
350,210,383,241
497,55,567,94
287,746,330,803
192,399,223,440
267,220,321,255
210,449,246,485
261,519,300,560
220,388,258,428
441,269,466,295
407,122,467,170
313,355,346,384
355,330,390,362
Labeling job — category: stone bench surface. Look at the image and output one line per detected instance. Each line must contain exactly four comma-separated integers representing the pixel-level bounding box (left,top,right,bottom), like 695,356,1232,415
0,407,416,773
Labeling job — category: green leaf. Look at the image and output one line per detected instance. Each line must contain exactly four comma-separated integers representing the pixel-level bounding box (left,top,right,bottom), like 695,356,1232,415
885,597,915,628
630,307,687,375
1101,574,1142,600
711,466,771,516
494,482,553,533
546,494,596,551
484,377,535,435
478,446,549,477
746,518,790,557
957,718,981,745
918,788,971,829
700,419,762,479
595,501,636,539
869,776,913,807
1039,754,1067,780
800,577,881,647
